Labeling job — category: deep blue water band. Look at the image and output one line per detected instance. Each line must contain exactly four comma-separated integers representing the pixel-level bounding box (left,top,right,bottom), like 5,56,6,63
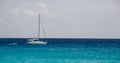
0,38,120,47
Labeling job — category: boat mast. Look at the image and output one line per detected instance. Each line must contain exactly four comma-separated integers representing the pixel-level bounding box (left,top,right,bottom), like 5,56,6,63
38,14,40,41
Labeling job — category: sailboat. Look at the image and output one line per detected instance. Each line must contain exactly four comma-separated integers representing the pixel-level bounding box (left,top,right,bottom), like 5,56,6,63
27,14,47,45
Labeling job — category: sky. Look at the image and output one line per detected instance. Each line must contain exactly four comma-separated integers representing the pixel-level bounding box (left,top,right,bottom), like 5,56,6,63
0,0,120,38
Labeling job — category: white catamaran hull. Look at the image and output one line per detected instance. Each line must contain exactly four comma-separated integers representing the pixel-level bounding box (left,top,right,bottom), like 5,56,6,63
27,41,47,45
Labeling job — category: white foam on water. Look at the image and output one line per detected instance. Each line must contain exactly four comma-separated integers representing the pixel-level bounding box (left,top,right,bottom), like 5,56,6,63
21,58,120,63
1,55,120,63
8,42,17,45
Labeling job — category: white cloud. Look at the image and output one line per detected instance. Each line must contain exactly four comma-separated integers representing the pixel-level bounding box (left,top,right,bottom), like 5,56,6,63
34,3,54,16
10,8,36,18
10,3,54,18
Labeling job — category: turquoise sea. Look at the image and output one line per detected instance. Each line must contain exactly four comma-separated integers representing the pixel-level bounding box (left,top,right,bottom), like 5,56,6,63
0,38,120,63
